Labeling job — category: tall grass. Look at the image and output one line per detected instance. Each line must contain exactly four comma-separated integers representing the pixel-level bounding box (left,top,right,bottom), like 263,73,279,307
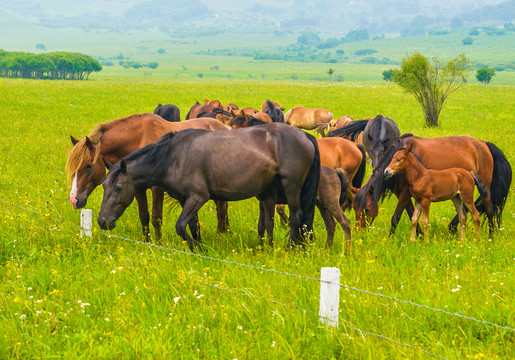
0,77,514,359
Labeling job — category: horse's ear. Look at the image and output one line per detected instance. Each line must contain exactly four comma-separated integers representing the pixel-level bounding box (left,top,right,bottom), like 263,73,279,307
70,135,79,145
85,136,94,150
350,186,360,194
103,158,114,170
120,159,127,173
230,109,236,116
242,112,247,121
405,142,413,153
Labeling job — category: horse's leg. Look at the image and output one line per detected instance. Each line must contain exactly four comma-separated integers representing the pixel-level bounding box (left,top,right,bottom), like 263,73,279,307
318,205,336,248
462,195,482,239
275,204,289,226
261,197,277,247
151,186,164,243
420,200,431,244
257,202,266,245
215,200,230,233
391,188,422,236
134,188,150,241
451,195,466,240
410,201,422,242
175,195,207,250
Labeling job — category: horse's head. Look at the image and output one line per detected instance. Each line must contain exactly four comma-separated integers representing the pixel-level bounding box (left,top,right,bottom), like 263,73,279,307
353,185,378,229
67,135,106,209
97,159,136,230
365,115,400,168
384,144,411,179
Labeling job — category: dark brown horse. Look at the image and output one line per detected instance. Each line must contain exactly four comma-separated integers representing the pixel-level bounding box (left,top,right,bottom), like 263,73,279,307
98,124,320,250
262,100,285,123
66,113,230,241
153,104,181,122
327,114,400,168
354,134,512,236
385,144,488,243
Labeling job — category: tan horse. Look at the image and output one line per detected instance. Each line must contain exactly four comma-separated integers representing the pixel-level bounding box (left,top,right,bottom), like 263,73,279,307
66,113,230,241
224,103,239,112
253,112,273,123
284,106,333,130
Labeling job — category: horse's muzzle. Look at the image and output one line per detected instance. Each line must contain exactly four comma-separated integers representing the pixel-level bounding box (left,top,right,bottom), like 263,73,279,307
97,217,116,230
384,168,394,179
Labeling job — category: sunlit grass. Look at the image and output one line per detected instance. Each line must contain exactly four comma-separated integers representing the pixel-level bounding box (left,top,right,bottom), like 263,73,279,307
0,77,514,359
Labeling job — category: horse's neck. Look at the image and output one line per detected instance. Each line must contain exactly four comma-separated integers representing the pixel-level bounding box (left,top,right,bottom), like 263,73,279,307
404,153,428,185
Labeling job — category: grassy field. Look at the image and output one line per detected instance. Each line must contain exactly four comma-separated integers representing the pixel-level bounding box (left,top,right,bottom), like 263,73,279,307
0,76,514,359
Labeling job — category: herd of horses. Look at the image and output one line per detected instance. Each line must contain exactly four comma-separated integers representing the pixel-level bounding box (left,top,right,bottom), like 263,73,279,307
66,99,512,251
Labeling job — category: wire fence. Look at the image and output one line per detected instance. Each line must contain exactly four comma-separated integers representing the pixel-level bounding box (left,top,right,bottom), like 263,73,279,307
2,198,514,358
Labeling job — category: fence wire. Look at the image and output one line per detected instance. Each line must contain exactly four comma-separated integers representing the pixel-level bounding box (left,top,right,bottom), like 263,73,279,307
2,198,514,336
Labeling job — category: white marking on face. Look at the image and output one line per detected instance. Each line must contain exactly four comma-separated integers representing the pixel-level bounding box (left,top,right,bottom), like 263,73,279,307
379,124,386,141
70,174,78,207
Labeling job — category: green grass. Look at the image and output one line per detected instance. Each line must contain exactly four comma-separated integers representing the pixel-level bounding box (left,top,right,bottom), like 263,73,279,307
0,76,514,359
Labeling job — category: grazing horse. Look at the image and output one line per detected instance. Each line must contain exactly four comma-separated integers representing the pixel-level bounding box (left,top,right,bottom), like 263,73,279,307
197,108,234,125
66,113,231,241
204,99,224,109
186,104,221,119
97,124,320,250
385,144,489,243
327,114,400,168
262,100,285,123
316,116,354,137
153,104,181,122
284,106,333,130
353,134,512,236
224,103,239,112
229,112,268,129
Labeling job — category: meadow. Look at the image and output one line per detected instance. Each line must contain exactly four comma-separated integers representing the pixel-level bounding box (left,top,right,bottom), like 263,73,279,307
0,75,514,359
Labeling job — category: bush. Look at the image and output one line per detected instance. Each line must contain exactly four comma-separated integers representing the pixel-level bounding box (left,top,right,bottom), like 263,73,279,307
382,69,396,82
147,62,159,69
197,73,203,78
336,49,345,55
462,37,473,45
476,67,495,84
355,49,377,56
157,48,166,54
469,28,480,36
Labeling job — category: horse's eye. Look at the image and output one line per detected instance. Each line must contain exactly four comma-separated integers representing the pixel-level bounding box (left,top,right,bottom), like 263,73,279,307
115,185,123,192
397,159,402,162
86,164,93,170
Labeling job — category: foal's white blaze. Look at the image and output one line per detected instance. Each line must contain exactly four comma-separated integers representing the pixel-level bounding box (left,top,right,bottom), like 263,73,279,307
70,174,78,208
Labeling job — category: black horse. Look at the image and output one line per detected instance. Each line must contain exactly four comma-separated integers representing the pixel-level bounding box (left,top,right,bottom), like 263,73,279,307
98,123,320,249
153,104,181,122
263,100,285,123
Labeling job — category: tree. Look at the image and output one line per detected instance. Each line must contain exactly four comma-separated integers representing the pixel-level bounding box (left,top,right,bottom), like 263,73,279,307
35,43,47,51
382,69,396,82
327,68,335,78
476,67,495,84
462,37,473,45
393,52,471,127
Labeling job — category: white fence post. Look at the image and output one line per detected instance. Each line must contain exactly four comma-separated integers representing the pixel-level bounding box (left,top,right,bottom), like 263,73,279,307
319,267,340,327
80,209,92,238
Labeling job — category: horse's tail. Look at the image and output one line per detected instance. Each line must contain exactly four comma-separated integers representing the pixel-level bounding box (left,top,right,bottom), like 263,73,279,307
352,144,367,188
484,142,512,227
298,132,320,241
471,171,489,200
336,168,350,207
327,119,368,140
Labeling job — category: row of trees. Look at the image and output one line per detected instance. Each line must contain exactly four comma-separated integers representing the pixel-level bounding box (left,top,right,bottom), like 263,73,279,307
0,50,102,80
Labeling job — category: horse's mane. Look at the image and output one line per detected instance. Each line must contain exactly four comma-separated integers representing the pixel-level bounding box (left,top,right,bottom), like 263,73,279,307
353,133,414,212
229,114,266,128
326,119,368,140
106,131,176,187
65,114,150,184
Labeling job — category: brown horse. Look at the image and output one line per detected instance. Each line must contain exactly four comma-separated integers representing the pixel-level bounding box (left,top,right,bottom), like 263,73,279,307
261,100,285,112
276,166,351,249
385,144,489,243
66,113,230,241
229,112,268,129
204,99,224,109
284,106,333,130
353,134,512,236
224,103,239,112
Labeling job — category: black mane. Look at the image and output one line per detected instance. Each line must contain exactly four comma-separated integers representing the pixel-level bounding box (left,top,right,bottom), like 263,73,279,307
326,119,368,140
353,133,414,212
